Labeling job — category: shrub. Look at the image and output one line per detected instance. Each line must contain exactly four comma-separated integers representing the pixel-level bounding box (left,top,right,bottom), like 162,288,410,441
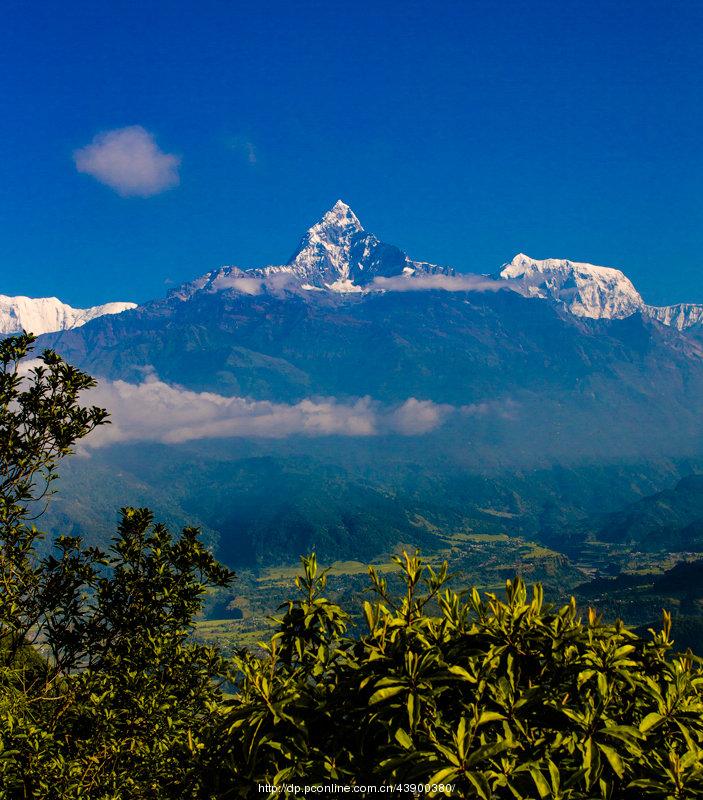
217,553,703,799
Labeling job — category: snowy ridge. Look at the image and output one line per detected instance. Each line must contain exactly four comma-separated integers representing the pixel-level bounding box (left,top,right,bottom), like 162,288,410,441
646,303,703,331
7,203,703,340
0,295,136,336
498,254,645,319
498,253,703,330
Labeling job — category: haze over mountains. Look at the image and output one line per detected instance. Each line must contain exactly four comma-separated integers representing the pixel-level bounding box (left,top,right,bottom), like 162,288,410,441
5,201,703,566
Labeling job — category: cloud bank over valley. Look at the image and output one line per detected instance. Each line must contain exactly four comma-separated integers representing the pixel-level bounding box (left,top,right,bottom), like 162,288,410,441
83,373,511,446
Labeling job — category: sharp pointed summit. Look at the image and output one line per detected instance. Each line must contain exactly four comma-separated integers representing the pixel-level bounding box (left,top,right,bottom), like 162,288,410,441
285,200,365,289
281,200,451,291
317,199,363,233
168,200,453,300
157,203,703,330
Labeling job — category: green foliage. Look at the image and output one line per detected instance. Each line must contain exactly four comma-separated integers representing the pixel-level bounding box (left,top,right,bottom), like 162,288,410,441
0,333,108,656
1,510,234,798
0,336,235,798
218,552,703,799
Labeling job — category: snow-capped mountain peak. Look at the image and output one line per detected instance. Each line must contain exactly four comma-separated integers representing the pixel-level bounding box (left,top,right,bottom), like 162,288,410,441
0,294,137,336
286,200,367,287
498,253,703,330
316,199,363,233
499,253,645,319
282,200,453,290
167,201,455,299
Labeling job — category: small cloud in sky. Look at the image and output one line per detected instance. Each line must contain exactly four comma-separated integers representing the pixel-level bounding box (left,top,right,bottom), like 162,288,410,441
228,136,258,165
73,126,181,197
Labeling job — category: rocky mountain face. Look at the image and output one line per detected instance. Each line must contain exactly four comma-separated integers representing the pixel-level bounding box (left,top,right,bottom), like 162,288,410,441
279,199,453,290
0,294,136,336
646,303,703,331
166,202,703,333
9,201,702,334
497,254,644,320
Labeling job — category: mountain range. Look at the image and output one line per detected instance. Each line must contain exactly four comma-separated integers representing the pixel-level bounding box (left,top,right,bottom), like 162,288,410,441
3,200,703,335
5,201,703,571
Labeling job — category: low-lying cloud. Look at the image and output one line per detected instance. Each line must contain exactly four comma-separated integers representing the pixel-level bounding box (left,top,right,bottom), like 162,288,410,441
201,271,520,298
371,274,515,293
74,126,181,197
389,397,453,434
81,373,512,447
211,276,266,296
209,272,303,296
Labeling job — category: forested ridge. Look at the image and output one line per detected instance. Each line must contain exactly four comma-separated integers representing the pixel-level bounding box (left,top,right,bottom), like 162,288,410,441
1,335,703,799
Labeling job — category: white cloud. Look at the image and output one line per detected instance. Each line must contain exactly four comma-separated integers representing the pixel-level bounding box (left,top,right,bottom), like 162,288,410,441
86,376,378,446
202,271,522,299
73,126,181,197
80,374,475,447
208,271,301,297
371,274,518,293
388,398,453,434
211,276,265,295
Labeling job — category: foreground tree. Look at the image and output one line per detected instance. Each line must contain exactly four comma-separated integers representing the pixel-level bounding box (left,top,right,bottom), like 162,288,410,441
0,333,108,665
0,335,234,798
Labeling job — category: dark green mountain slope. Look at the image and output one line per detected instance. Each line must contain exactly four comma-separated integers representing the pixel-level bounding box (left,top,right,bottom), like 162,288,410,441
594,474,703,550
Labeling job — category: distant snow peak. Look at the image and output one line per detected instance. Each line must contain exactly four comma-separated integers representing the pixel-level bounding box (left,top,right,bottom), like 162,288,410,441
273,199,454,292
499,253,703,330
170,200,457,301
170,207,699,334
0,295,136,336
499,253,644,320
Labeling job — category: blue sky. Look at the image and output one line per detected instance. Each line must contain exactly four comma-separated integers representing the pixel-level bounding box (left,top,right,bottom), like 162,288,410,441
1,0,701,307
